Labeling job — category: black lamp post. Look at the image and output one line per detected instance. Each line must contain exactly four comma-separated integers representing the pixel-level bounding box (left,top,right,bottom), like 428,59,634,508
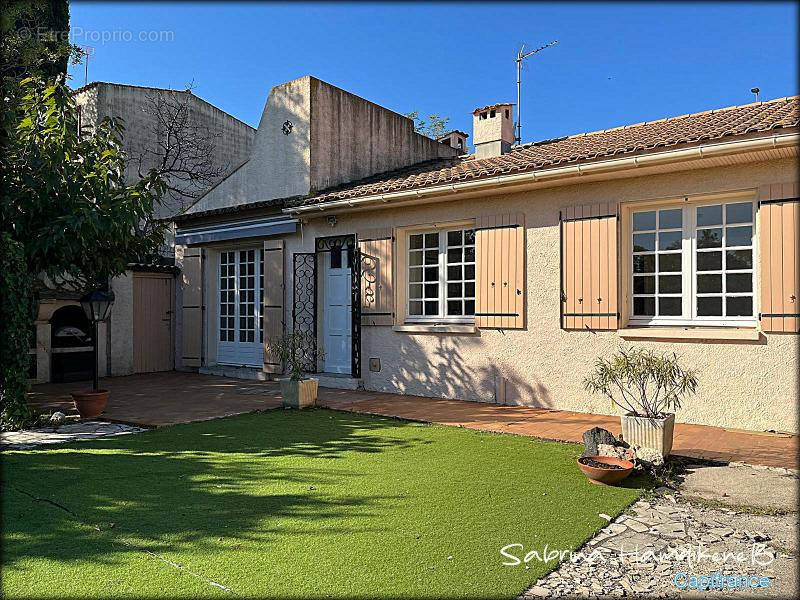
80,289,115,391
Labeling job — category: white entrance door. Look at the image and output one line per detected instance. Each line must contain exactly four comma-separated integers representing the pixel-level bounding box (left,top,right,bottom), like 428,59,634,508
217,248,262,367
323,248,352,374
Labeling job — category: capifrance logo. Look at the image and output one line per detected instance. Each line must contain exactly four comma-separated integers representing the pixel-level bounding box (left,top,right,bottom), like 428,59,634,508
673,571,771,591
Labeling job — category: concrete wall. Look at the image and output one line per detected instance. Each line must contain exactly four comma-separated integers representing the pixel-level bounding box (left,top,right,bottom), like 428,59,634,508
188,76,457,214
263,157,798,433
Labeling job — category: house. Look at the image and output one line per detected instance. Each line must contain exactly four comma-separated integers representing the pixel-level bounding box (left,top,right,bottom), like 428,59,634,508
30,82,255,384
174,75,799,433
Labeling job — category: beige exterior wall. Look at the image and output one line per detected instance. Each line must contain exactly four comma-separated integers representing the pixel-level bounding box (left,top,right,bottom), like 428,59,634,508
280,157,799,433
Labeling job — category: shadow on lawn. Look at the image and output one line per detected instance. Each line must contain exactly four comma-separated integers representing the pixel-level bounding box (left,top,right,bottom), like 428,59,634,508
2,409,428,569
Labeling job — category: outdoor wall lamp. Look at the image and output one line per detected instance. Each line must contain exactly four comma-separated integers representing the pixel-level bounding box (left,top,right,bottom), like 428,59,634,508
80,289,115,391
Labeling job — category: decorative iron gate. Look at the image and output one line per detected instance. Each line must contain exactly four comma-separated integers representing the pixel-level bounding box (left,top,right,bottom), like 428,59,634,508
291,235,361,378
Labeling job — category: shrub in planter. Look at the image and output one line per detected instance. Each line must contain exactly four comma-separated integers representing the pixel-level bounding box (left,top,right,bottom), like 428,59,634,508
583,347,698,457
266,331,322,408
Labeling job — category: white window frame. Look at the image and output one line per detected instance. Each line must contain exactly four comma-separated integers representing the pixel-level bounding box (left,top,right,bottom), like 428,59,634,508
405,226,476,324
628,195,756,327
217,247,262,345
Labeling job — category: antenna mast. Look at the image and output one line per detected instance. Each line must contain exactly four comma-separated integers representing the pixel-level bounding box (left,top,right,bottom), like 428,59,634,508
515,40,558,144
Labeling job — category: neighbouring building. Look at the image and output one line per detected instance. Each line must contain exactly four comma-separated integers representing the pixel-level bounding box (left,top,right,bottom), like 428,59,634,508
30,82,255,384
174,75,799,433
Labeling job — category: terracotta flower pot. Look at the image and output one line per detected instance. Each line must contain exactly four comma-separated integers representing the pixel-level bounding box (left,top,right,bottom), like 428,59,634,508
577,455,634,486
71,389,109,418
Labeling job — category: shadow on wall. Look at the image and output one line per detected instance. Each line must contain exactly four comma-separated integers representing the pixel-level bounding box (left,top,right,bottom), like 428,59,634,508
377,331,555,409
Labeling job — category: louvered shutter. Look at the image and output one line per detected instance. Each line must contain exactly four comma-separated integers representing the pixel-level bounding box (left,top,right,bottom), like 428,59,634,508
475,214,525,329
181,247,203,367
262,240,285,372
560,202,619,330
759,182,799,333
358,228,394,326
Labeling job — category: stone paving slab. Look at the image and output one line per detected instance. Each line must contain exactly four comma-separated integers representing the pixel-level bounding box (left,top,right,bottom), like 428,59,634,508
1,421,147,450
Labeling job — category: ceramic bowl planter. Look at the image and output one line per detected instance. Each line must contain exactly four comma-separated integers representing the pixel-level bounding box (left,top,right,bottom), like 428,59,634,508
621,412,675,457
71,389,109,418
577,456,634,486
280,378,319,408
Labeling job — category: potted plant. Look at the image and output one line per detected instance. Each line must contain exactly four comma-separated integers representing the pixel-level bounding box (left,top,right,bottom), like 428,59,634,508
266,331,321,408
583,347,698,457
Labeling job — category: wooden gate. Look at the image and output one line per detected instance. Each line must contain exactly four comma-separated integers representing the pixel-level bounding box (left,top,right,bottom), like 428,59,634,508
133,272,175,373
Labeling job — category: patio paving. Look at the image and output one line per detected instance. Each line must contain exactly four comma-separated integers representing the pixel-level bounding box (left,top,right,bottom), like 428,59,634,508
27,372,798,469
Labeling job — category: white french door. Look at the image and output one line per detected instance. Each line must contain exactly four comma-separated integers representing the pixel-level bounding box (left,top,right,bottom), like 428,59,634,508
218,248,263,367
323,248,352,374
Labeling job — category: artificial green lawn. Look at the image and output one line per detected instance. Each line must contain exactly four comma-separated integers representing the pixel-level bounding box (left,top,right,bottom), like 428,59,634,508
2,409,645,598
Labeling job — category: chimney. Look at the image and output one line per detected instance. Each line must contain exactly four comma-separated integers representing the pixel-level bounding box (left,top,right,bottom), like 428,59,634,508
472,103,514,159
436,130,469,155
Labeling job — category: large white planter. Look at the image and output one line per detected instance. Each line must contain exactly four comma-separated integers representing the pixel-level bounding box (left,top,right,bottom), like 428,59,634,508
279,378,319,408
620,412,676,457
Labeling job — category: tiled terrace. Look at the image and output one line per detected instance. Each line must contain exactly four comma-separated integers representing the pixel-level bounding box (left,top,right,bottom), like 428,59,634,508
28,372,798,469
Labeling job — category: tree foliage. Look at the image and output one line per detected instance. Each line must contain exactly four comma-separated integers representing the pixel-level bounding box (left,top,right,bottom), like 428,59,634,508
405,111,451,139
583,347,698,419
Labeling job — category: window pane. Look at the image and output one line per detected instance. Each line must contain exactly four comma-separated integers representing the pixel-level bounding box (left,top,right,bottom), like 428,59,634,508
634,254,655,273
424,283,438,298
424,266,439,281
726,226,752,247
464,300,475,315
659,208,682,229
330,248,342,269
464,230,476,244
633,276,655,294
447,265,461,280
463,246,475,263
464,282,475,298
697,252,721,271
409,251,423,266
409,283,422,299
658,253,681,272
447,282,461,297
659,275,682,293
659,297,682,316
409,301,423,315
410,234,423,249
697,274,722,293
447,230,462,245
634,297,655,316
726,202,752,224
409,268,423,283
727,273,752,293
464,265,475,280
726,250,752,270
424,301,438,316
633,233,655,252
447,248,461,263
633,211,656,231
727,296,753,317
424,233,439,247
659,230,682,251
697,297,722,316
447,300,462,316
697,228,722,248
425,249,438,265
697,204,723,226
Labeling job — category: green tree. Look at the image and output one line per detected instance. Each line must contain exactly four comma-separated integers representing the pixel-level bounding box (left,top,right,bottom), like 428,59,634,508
0,77,168,429
405,111,451,139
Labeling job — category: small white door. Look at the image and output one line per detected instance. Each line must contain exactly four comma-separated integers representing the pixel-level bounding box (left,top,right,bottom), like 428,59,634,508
323,248,352,374
217,248,263,367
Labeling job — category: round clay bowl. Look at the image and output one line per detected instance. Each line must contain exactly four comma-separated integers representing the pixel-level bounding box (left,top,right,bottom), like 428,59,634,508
577,455,634,486
71,389,109,418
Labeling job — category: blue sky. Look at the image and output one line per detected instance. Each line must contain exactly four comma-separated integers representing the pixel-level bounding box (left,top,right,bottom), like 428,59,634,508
68,1,798,144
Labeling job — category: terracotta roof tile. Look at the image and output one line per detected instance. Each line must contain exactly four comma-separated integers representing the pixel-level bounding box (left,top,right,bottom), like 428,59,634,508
296,96,798,208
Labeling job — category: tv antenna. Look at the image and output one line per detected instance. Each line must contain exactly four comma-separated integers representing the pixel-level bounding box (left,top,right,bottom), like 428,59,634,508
79,45,95,86
515,40,558,144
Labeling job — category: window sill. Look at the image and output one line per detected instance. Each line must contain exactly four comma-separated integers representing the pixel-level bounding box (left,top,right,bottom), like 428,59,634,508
393,323,477,334
619,326,761,342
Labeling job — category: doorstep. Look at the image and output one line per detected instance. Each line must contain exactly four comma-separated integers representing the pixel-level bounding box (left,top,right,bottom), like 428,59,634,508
314,373,363,390
200,365,272,381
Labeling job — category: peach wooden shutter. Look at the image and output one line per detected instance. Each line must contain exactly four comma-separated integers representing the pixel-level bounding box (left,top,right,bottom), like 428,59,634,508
560,202,618,330
358,228,394,326
758,183,799,333
475,214,525,329
180,247,203,367
262,239,285,372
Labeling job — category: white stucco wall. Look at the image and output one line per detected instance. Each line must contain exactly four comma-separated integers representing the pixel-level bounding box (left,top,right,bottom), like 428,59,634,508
274,157,799,433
